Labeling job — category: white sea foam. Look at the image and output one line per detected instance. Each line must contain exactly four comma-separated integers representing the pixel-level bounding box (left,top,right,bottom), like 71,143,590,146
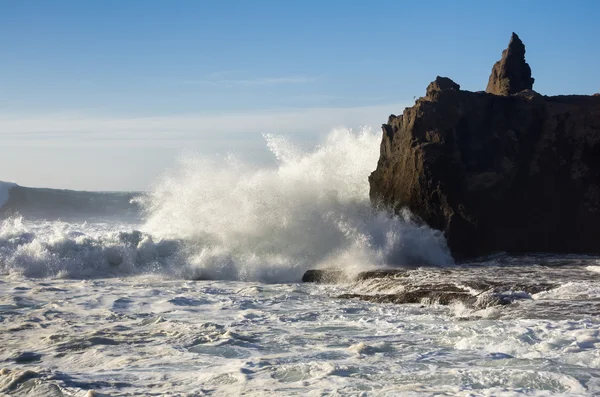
1,276,599,396
0,217,181,278
586,265,600,273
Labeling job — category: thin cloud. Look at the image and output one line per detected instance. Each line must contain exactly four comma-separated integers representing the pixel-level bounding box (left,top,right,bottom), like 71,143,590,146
0,103,408,147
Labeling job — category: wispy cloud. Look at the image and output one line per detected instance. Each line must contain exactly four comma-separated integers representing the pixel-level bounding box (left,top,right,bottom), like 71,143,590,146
0,103,408,147
0,103,410,191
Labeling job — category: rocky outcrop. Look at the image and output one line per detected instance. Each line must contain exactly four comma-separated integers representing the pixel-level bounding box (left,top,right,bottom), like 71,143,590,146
302,269,409,283
301,264,577,308
369,33,600,259
486,32,534,95
302,269,348,283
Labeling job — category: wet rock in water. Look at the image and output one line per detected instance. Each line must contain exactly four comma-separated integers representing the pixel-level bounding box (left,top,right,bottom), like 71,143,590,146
369,32,600,259
461,280,559,295
354,269,410,280
338,288,529,308
302,268,409,283
301,269,348,283
338,290,475,306
302,263,567,308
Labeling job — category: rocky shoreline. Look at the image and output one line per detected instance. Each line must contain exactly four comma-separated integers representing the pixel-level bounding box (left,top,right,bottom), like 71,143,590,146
302,256,600,313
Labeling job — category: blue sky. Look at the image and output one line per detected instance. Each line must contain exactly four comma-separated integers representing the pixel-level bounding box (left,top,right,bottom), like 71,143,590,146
1,1,599,190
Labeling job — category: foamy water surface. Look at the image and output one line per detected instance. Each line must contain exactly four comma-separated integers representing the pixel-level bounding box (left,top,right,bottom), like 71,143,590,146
2,265,600,396
1,129,599,396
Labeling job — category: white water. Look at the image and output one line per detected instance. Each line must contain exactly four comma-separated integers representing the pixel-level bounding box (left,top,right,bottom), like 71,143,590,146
0,128,452,281
2,128,600,396
2,271,600,396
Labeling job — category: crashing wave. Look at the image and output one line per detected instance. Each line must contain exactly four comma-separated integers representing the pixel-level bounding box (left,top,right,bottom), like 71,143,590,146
1,128,453,281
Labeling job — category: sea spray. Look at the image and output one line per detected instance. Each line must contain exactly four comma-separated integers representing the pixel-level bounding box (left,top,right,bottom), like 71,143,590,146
0,128,453,280
141,127,453,282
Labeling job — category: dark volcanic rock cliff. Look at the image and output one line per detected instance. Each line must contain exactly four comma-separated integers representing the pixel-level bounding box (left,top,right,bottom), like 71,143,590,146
369,34,600,259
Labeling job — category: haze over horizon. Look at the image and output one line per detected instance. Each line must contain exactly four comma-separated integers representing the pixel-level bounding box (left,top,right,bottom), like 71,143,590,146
1,0,599,191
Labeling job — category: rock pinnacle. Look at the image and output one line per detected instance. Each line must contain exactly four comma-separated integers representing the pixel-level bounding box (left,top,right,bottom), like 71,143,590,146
485,32,535,95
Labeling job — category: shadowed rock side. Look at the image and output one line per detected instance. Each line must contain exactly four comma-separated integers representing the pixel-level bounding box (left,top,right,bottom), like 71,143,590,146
486,32,534,95
369,33,600,259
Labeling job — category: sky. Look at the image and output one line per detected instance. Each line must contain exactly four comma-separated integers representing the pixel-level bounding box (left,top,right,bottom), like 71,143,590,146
1,0,599,191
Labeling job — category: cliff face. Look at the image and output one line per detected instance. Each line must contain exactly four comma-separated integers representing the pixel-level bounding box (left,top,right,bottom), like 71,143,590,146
369,34,600,259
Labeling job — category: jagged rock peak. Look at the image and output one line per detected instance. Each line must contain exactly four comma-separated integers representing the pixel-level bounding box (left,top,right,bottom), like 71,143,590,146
426,76,460,98
486,32,534,96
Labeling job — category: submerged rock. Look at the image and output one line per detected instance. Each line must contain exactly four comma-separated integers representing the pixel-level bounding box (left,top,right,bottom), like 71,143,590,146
369,33,600,259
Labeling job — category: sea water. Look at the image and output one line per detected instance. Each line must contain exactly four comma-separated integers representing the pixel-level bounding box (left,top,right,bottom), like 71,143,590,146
1,129,599,396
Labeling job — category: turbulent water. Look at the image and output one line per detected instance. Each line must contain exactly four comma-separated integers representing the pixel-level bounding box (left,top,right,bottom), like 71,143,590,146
1,128,600,396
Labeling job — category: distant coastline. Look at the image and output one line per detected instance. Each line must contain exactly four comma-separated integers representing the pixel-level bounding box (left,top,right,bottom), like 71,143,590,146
0,182,142,221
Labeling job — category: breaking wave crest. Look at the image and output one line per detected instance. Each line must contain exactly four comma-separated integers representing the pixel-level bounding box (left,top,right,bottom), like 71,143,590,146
0,217,183,279
0,128,454,281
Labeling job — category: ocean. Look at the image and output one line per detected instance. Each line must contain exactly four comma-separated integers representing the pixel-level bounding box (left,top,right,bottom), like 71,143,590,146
1,128,599,396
